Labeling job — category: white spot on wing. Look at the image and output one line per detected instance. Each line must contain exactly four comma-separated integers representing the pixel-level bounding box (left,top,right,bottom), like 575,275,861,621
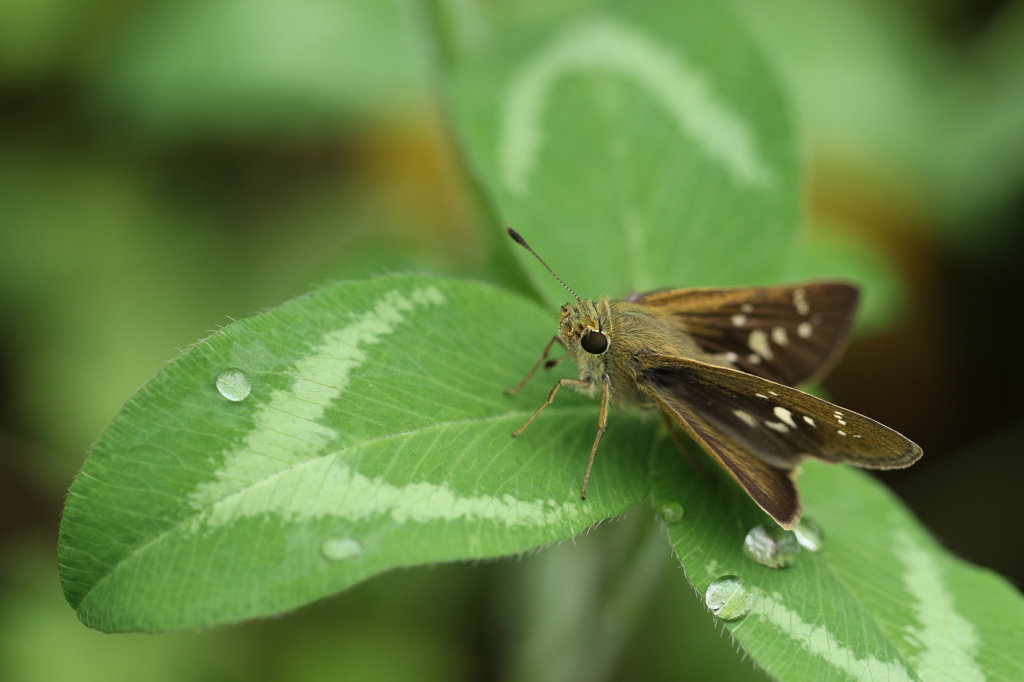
793,288,810,316
772,326,789,346
747,354,762,365
741,304,754,313
773,406,797,428
733,410,758,427
731,314,747,327
837,430,847,436
765,421,790,433
748,329,773,360
755,393,769,399
797,322,813,339
803,416,816,427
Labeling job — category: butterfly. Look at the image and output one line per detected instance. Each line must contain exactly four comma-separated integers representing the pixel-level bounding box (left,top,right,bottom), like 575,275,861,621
505,228,922,529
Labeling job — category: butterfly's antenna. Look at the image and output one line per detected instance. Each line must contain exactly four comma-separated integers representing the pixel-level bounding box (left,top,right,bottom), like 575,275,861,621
507,227,580,301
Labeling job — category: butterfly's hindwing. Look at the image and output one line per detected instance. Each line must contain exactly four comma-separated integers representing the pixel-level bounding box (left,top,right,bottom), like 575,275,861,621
635,282,860,386
638,363,802,528
636,354,922,527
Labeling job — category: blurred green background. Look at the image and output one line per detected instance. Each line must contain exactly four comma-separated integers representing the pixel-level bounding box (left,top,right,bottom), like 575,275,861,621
2,0,1023,680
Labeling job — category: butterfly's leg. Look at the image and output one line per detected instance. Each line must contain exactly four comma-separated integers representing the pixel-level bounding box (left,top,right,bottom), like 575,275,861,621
511,377,591,437
506,335,565,395
580,373,611,500
661,411,712,478
543,355,570,371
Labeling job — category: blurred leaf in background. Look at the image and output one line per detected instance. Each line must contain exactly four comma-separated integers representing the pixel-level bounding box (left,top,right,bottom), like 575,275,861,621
86,0,426,136
0,0,479,478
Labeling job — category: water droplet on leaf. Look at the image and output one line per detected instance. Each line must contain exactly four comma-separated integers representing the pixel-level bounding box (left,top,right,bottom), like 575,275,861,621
743,525,800,569
216,368,251,402
660,503,684,523
320,537,363,562
794,518,824,552
705,575,753,621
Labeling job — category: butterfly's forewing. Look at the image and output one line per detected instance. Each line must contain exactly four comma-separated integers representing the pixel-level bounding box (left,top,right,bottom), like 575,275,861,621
636,354,922,528
634,282,859,386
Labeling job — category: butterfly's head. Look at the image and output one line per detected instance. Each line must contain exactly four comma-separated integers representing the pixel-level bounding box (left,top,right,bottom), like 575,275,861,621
505,226,611,358
558,299,611,358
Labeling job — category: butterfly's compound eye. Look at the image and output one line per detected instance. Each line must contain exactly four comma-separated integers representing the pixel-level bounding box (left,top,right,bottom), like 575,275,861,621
580,330,609,355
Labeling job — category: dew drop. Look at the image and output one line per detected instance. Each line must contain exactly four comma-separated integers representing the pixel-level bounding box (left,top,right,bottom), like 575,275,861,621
742,525,800,569
794,518,825,552
320,537,363,562
660,503,684,523
705,575,753,621
216,368,251,402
